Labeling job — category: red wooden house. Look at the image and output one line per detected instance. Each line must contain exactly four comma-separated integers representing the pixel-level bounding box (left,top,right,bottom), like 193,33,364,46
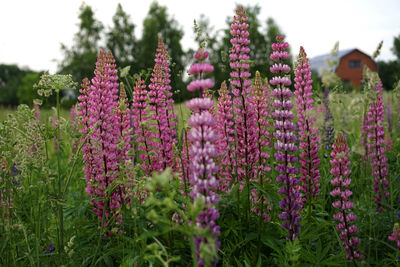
310,48,377,87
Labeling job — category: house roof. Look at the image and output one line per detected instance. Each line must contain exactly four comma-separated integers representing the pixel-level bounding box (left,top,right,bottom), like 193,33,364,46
309,48,355,76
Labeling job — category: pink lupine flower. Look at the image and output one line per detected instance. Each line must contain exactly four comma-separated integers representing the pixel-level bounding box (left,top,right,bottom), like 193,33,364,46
251,71,271,220
270,35,301,240
148,37,177,172
389,223,400,249
116,82,132,188
187,47,219,266
78,50,126,232
216,81,235,191
131,77,153,175
294,46,321,208
366,83,390,212
330,133,363,261
229,6,258,195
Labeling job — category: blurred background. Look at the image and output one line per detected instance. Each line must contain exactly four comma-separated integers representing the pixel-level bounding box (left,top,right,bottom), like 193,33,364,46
0,0,399,108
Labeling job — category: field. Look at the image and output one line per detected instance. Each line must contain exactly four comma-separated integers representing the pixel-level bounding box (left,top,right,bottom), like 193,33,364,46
1,6,400,267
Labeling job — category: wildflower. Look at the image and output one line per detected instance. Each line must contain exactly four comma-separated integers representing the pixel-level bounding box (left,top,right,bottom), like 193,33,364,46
330,133,363,261
251,71,271,220
366,83,390,212
187,48,220,267
215,81,235,192
294,46,321,207
77,50,126,231
270,35,301,240
229,6,258,191
147,37,177,172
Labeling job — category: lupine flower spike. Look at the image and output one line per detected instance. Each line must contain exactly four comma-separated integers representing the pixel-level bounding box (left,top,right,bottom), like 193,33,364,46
330,133,363,261
229,6,258,193
366,83,390,212
78,50,126,233
131,77,153,176
250,71,271,222
270,35,302,240
216,81,235,192
294,46,321,210
148,37,177,173
389,223,400,249
187,48,219,267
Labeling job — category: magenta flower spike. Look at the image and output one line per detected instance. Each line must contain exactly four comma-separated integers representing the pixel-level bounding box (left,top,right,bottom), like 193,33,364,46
131,77,154,175
330,133,363,261
148,37,177,172
389,223,400,249
187,48,220,266
216,81,235,192
229,6,258,187
253,71,271,179
116,82,131,178
78,78,95,201
366,83,390,212
270,35,301,240
78,50,126,232
294,47,321,208
250,71,271,222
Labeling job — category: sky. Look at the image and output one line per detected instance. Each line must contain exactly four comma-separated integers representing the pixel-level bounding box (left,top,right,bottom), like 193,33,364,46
0,0,399,73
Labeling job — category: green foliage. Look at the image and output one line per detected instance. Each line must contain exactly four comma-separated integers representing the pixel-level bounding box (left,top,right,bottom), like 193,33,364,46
392,33,400,61
0,64,32,105
16,72,42,105
137,1,186,102
59,3,104,82
106,3,138,68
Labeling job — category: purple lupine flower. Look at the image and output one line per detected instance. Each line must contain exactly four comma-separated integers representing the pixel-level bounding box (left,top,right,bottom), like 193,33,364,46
78,50,126,232
148,37,177,172
188,107,220,267
270,35,301,240
216,81,235,192
187,48,219,266
366,83,390,212
294,47,321,207
330,133,363,261
250,71,271,222
229,6,258,196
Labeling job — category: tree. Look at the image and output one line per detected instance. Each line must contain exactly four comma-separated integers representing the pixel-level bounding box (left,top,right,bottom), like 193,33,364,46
0,64,29,105
17,72,42,105
58,3,104,82
106,3,138,68
377,34,400,90
137,1,185,101
392,34,400,62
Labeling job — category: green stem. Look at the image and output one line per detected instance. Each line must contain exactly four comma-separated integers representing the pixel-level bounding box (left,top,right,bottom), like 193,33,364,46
56,90,64,253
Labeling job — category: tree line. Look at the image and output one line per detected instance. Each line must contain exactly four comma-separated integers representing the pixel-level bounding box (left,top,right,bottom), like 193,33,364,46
1,1,399,106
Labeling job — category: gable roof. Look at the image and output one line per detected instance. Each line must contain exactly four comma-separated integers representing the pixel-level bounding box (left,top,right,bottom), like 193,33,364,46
309,48,355,76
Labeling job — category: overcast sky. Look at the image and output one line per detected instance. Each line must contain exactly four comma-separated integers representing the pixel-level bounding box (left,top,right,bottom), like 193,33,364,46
1,0,399,73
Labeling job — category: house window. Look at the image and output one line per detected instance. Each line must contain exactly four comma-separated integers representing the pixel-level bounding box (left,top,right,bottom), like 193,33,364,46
343,79,350,84
349,60,361,68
